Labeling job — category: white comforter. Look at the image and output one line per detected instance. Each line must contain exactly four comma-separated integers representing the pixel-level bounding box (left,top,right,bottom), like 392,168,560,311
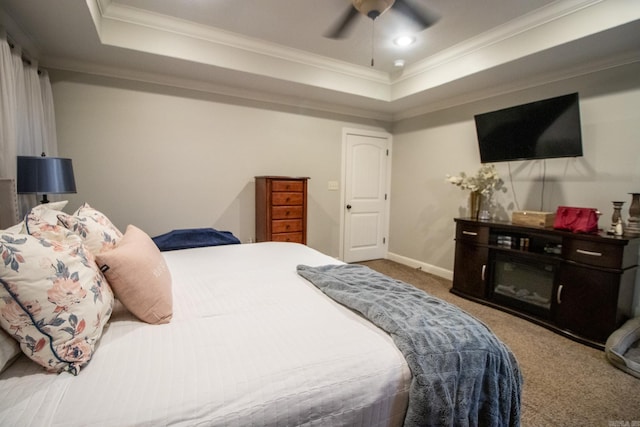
0,242,411,426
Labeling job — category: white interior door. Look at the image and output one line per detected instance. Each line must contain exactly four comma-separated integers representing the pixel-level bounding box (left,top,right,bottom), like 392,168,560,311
341,129,391,263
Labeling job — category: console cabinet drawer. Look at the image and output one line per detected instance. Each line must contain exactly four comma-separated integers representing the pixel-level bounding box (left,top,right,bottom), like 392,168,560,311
456,224,489,244
562,238,624,269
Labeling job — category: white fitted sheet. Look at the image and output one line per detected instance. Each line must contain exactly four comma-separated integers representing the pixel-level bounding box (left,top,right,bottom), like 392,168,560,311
0,242,410,426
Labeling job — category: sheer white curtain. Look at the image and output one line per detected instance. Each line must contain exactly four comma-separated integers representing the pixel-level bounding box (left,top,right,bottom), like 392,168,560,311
40,70,58,157
0,29,18,179
0,28,59,217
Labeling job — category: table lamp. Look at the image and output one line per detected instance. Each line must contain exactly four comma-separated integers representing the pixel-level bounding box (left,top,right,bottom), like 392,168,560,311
17,154,77,204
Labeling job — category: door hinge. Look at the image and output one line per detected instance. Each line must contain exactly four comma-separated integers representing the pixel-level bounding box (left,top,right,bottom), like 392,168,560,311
383,237,386,244
384,194,387,200
386,149,389,156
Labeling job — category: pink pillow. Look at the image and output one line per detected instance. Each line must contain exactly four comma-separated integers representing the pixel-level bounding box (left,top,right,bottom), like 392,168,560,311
95,225,172,324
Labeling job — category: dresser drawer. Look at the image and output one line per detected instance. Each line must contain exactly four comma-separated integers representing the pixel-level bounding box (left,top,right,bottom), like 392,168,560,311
456,223,489,244
271,232,304,243
272,206,303,219
272,180,304,192
271,219,303,233
272,192,304,205
562,238,624,269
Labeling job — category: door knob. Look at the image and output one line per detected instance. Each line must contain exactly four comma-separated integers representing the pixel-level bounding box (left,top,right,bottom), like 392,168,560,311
346,204,352,210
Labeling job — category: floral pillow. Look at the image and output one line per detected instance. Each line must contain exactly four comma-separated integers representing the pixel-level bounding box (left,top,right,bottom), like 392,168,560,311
25,207,76,242
0,329,21,373
0,232,114,375
57,203,123,255
28,200,69,225
3,200,69,235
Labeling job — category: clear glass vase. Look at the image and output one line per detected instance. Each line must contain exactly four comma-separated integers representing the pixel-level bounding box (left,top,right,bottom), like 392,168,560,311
478,197,491,220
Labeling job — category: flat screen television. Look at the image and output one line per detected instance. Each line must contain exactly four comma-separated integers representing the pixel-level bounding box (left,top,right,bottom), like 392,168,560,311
474,93,583,163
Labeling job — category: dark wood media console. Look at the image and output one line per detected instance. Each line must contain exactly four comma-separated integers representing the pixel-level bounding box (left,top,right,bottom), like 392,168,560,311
452,218,639,349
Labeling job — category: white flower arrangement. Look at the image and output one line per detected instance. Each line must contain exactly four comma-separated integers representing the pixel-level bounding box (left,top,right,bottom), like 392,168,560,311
446,164,506,196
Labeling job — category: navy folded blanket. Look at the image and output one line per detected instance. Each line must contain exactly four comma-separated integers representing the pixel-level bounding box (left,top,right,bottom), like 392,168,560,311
152,228,240,251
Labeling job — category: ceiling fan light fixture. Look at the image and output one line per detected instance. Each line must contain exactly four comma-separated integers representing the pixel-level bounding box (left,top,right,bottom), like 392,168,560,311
394,35,415,47
353,0,395,20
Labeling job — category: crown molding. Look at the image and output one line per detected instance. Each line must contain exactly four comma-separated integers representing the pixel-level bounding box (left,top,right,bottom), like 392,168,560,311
93,0,391,84
394,0,602,83
76,0,640,122
390,0,639,102
392,49,640,122
43,55,395,124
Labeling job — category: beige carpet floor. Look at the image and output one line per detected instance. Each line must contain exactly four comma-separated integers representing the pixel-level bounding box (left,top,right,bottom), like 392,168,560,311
358,259,640,427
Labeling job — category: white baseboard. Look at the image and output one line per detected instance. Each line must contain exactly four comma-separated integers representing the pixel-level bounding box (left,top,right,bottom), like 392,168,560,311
386,252,453,281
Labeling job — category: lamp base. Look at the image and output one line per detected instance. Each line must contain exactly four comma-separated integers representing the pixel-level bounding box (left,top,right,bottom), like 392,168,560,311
40,194,50,204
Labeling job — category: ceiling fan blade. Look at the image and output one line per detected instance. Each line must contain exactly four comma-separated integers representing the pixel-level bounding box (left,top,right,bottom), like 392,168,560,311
393,0,439,30
325,6,360,39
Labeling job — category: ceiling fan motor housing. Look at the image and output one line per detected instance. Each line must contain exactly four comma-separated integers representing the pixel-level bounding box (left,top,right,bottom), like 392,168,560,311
353,0,395,19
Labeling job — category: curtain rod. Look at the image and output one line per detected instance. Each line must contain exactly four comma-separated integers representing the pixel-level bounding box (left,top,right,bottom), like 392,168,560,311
5,34,41,73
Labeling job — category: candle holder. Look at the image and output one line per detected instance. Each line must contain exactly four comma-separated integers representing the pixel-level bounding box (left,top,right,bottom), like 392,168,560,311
625,193,640,237
611,201,625,233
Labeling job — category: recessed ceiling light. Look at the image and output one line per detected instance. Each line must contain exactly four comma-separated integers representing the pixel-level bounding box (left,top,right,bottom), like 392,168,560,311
394,36,415,47
394,59,405,68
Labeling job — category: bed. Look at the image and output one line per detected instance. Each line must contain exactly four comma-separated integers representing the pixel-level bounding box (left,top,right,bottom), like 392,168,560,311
0,202,521,426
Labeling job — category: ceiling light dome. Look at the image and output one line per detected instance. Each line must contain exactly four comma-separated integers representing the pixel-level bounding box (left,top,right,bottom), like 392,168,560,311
353,0,395,20
394,35,415,46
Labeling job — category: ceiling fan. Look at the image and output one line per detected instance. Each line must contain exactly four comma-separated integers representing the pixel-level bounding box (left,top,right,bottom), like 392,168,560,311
325,0,439,39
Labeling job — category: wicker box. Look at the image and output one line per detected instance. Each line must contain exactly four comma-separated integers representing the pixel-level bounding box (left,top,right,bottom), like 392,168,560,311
511,211,556,228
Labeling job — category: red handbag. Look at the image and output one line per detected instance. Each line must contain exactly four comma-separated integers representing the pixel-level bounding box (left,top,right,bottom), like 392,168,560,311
553,206,599,234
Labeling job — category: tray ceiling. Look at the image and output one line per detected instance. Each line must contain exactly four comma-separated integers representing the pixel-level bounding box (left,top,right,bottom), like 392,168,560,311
1,0,639,121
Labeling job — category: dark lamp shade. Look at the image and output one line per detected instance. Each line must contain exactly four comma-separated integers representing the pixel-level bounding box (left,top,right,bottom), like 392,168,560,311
17,156,77,195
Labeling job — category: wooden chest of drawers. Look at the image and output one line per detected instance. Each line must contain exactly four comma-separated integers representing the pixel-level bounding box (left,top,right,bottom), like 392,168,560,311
255,176,309,244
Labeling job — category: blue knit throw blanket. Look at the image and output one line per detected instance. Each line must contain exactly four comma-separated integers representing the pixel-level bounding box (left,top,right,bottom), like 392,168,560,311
297,264,522,427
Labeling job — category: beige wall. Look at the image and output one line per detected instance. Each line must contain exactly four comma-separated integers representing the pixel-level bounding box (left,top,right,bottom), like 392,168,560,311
50,63,640,312
50,70,389,258
390,61,640,272
390,61,640,314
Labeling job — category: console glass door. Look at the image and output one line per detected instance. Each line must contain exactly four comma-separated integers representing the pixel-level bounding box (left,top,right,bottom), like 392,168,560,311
492,253,556,318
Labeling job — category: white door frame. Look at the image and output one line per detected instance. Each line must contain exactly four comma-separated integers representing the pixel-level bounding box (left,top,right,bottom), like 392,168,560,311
339,127,392,262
